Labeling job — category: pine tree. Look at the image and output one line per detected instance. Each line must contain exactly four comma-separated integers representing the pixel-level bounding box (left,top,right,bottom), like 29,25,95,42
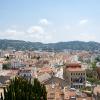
2,77,47,100
1,93,3,100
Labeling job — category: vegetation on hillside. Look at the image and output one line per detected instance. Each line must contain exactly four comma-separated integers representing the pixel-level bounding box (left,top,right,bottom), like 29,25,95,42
0,39,100,51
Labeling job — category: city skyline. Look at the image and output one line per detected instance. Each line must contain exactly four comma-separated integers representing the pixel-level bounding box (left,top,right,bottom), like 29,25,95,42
0,0,100,43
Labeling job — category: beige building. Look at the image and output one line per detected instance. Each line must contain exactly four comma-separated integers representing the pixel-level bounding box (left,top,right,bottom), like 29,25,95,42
63,63,86,89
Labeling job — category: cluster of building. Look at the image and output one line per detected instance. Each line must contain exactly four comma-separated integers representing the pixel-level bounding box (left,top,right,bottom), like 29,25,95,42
0,49,100,100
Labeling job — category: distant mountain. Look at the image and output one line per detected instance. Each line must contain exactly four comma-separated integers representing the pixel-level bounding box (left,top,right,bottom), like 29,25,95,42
0,39,100,51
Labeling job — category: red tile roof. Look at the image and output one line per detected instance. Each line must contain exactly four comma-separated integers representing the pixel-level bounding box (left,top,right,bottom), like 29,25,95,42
67,68,85,72
66,63,81,68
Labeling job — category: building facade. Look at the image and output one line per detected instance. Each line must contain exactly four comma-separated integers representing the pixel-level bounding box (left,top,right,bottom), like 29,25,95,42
63,63,86,89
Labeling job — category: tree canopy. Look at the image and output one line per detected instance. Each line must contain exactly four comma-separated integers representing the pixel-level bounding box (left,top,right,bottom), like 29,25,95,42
1,77,47,100
0,39,100,51
2,63,11,70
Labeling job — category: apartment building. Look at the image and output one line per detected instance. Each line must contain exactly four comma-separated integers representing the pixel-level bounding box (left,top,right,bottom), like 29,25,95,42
63,63,86,89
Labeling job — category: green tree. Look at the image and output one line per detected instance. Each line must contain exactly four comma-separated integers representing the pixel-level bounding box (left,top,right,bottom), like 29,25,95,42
2,77,47,100
91,62,97,70
95,56,100,62
1,93,3,100
2,63,10,70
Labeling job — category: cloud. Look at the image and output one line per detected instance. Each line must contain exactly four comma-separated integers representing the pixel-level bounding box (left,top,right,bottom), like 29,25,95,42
6,29,25,35
5,29,17,35
27,26,44,33
39,19,50,26
64,19,88,33
79,19,88,25
65,25,71,31
26,24,53,42
0,21,53,43
10,25,17,29
27,33,52,42
76,33,96,41
0,29,25,40
62,19,99,42
58,32,97,42
1,18,100,43
0,18,54,43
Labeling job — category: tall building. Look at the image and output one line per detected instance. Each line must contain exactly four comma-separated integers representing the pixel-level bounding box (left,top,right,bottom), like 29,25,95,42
63,63,86,89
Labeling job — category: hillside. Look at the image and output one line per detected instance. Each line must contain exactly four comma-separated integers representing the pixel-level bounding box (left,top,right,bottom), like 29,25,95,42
0,39,100,51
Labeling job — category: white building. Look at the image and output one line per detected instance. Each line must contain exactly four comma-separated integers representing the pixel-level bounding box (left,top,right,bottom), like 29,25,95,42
11,59,25,69
0,62,3,71
18,68,32,81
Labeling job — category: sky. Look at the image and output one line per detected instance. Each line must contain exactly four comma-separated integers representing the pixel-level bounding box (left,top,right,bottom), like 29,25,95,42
0,0,100,43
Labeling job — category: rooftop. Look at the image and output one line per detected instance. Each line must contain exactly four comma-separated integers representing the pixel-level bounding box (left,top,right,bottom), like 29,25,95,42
67,68,85,72
94,85,100,95
66,63,81,68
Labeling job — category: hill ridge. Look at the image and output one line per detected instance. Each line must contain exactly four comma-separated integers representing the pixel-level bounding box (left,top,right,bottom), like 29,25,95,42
0,39,100,51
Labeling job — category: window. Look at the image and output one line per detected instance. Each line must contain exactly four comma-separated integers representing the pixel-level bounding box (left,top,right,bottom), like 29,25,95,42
71,73,72,75
75,85,77,88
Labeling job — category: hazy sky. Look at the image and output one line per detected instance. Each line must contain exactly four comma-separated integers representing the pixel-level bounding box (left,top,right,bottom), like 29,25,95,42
0,0,100,43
